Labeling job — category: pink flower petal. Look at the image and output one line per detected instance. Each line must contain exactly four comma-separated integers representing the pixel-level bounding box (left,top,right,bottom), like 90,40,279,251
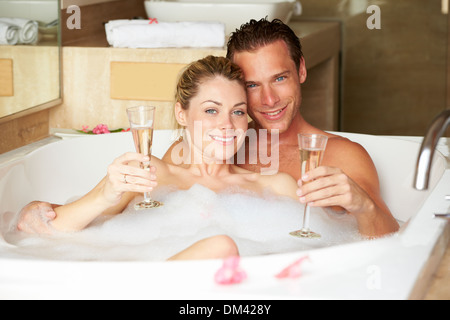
275,256,309,279
93,124,110,134
214,256,247,285
223,256,240,269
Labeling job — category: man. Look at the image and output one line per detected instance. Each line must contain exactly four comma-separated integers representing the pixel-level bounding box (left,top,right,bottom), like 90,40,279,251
225,19,398,237
18,19,399,238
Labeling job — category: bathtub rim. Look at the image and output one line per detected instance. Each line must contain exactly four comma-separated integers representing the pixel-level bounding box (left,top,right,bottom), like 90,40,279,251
0,218,448,300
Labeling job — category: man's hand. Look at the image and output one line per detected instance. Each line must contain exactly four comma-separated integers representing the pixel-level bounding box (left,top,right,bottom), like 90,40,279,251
296,166,374,215
296,166,399,237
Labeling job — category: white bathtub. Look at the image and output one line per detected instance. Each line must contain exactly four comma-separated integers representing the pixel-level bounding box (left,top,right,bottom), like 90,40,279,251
144,0,302,36
0,131,448,299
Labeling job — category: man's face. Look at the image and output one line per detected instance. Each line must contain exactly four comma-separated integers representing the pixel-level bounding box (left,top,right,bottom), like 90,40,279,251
232,40,307,134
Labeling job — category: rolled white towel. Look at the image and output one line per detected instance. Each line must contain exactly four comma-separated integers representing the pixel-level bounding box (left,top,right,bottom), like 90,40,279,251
0,22,19,45
0,18,38,44
105,19,225,48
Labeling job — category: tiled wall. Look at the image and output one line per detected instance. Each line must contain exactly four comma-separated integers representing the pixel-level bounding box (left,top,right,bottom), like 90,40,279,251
49,47,227,131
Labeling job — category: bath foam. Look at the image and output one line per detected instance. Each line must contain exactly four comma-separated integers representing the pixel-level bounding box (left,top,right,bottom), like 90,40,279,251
1,184,361,261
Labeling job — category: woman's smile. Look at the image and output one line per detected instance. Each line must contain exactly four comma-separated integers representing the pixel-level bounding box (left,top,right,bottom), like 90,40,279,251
209,134,237,145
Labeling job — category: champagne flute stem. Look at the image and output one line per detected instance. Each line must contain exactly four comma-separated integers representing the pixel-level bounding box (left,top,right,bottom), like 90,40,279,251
142,160,152,204
302,204,311,231
144,191,152,204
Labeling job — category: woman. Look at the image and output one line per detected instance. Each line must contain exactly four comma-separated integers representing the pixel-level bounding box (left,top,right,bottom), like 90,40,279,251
27,56,299,260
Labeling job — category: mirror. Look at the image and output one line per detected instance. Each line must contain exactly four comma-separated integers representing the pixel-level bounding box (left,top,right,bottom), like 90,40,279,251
0,0,61,122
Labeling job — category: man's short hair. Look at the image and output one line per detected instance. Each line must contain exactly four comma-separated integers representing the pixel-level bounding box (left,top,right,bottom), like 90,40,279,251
226,18,303,71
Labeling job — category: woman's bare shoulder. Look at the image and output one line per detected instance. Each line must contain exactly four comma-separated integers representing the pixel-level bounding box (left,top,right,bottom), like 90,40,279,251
258,172,298,200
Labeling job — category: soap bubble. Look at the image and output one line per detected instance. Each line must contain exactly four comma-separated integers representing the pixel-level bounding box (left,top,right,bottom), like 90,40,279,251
0,185,361,261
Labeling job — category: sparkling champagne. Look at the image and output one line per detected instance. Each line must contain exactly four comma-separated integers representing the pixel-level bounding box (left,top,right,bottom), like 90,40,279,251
291,134,328,239
132,127,153,165
127,105,162,209
299,148,324,183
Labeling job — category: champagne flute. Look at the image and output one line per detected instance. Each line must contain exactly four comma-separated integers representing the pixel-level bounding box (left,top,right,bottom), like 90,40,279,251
290,134,328,239
127,106,163,209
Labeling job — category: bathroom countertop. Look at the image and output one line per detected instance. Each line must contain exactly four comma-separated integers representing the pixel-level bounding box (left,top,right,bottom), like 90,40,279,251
64,21,341,70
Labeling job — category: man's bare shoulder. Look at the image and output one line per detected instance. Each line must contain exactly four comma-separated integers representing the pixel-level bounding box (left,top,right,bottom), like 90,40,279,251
326,134,372,160
324,133,378,181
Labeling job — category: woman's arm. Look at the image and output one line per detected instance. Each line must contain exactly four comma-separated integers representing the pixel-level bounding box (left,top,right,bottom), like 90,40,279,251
51,178,133,232
50,152,157,232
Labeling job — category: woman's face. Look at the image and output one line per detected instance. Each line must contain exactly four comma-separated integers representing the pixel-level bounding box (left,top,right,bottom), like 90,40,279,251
177,76,248,163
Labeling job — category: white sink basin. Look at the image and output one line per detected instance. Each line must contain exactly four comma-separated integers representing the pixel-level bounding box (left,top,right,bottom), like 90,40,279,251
144,0,302,36
0,0,58,23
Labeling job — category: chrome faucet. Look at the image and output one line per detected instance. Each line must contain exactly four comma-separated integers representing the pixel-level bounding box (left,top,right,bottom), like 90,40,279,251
414,109,450,190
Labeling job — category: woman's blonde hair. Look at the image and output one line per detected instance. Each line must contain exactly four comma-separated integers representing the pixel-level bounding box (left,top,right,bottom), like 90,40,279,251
175,55,245,111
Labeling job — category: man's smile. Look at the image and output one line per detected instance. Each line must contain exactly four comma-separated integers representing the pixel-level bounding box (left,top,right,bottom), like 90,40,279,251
260,105,288,120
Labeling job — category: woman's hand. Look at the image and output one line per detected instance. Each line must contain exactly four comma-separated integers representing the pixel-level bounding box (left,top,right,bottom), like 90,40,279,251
17,201,58,234
102,152,158,206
